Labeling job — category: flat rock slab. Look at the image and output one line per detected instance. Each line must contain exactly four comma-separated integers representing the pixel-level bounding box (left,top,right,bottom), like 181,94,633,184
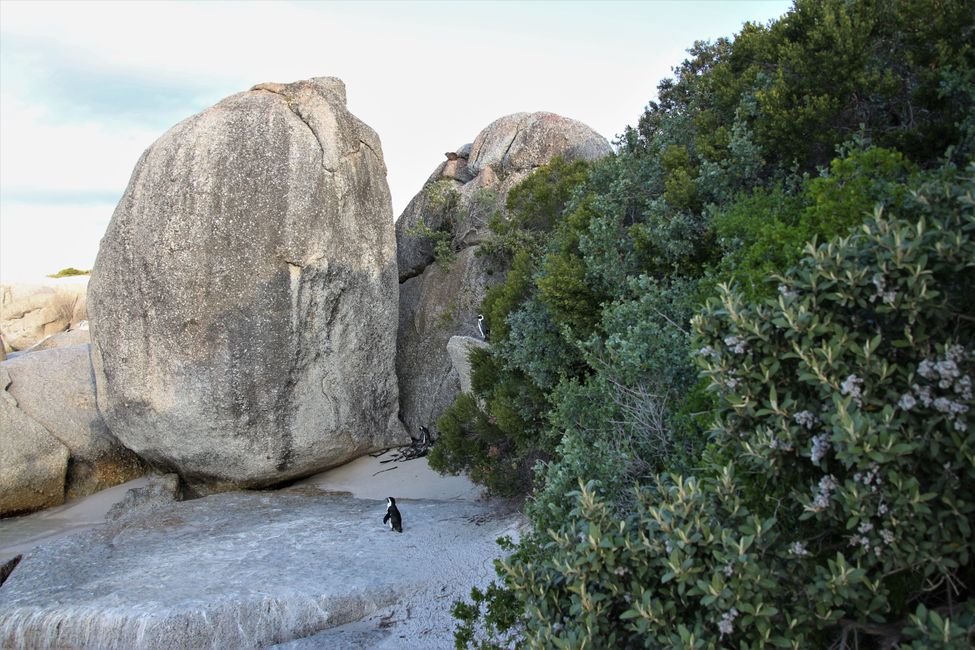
0,488,520,649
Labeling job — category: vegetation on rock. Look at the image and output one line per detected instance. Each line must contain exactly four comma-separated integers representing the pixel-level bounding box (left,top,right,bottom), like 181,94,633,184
46,267,91,278
435,0,975,646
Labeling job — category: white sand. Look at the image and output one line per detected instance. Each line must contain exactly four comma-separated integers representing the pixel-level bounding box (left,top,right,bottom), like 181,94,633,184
294,449,484,501
0,476,148,563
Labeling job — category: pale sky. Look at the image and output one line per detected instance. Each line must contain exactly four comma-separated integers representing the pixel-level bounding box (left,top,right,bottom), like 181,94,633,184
0,0,791,283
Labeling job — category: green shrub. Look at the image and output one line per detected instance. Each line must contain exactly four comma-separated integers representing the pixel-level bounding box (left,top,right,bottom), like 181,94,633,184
47,267,91,278
460,167,975,648
406,180,461,267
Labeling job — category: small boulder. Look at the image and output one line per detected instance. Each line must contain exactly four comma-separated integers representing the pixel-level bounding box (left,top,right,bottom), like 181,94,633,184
0,367,69,516
0,282,87,352
447,336,489,396
106,473,181,521
2,345,145,499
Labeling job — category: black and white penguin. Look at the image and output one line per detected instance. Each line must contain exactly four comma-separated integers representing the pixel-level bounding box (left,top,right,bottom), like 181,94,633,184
477,314,488,340
383,497,403,533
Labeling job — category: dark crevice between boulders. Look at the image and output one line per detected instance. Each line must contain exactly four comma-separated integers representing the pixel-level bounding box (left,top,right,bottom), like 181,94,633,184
398,241,482,285
0,555,22,587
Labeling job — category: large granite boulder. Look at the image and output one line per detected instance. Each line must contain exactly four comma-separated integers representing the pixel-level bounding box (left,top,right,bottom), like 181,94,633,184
87,77,406,491
0,367,69,516
2,345,145,499
395,112,612,435
1,282,87,352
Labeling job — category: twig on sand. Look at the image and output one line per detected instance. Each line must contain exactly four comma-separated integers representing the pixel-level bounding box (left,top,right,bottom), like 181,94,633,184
373,466,399,477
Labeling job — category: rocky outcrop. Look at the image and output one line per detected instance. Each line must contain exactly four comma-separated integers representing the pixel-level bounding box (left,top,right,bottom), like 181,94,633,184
447,336,489,396
2,345,145,499
395,112,612,435
87,77,406,492
0,488,522,649
106,473,181,521
1,282,87,352
0,367,69,516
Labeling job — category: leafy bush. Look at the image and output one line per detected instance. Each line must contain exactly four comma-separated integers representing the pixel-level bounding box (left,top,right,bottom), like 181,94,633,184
468,167,975,648
47,267,91,278
406,180,461,267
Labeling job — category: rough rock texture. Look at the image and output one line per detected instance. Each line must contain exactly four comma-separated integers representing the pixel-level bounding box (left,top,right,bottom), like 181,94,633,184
0,367,69,516
106,473,181,521
2,344,145,500
23,327,90,354
87,77,406,491
395,112,612,435
0,488,522,649
447,336,489,396
0,282,87,352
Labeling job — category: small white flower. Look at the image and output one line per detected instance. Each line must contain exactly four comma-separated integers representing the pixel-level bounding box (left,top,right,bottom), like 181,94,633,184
913,384,933,407
724,335,748,355
955,375,972,401
841,374,864,405
880,529,895,546
946,345,966,363
811,433,831,463
794,411,817,429
718,608,739,637
723,564,733,577
810,474,838,511
918,359,938,380
778,284,797,299
790,541,810,557
725,378,740,391
898,393,916,411
698,345,716,359
858,522,873,534
878,502,888,515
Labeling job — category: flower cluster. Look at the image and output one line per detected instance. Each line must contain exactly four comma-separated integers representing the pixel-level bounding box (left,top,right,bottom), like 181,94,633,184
717,608,739,637
869,272,897,305
724,335,748,355
810,433,831,464
808,474,837,511
840,374,864,405
904,345,972,431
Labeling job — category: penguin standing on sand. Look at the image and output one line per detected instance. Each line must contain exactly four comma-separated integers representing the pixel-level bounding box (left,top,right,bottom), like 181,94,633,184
383,497,403,533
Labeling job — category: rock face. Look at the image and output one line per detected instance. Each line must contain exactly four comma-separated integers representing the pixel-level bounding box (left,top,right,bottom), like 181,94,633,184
0,366,69,516
0,488,522,649
22,326,90,354
2,345,145,500
0,282,87,352
87,77,406,491
395,112,612,435
447,336,489,396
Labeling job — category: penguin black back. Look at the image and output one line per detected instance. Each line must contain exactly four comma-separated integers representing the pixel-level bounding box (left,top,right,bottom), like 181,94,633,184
383,496,403,533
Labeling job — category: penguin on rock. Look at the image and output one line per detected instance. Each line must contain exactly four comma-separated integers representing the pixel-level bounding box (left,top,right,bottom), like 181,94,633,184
477,314,489,341
383,497,403,533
